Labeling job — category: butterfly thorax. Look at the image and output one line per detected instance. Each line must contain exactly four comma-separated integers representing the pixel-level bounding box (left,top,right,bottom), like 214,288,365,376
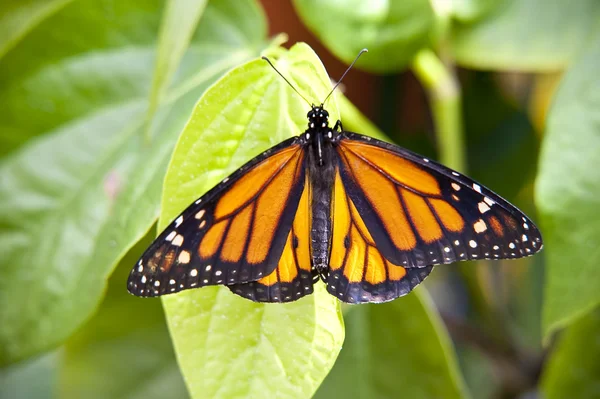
304,106,338,280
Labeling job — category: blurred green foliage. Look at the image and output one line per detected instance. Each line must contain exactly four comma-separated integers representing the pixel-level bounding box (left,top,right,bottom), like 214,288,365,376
1,0,599,398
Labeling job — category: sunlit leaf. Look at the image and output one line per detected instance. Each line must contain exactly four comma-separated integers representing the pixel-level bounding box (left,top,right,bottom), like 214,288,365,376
159,43,344,399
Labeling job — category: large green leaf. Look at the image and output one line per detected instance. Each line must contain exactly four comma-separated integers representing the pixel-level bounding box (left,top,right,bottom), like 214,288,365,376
159,43,344,399
59,235,188,399
536,29,600,339
0,0,72,60
541,309,600,398
0,0,267,365
451,0,600,71
315,290,468,399
145,0,208,130
0,351,58,399
292,0,435,73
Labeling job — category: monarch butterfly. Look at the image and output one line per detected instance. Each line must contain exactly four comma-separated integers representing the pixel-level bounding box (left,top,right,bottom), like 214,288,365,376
127,50,542,304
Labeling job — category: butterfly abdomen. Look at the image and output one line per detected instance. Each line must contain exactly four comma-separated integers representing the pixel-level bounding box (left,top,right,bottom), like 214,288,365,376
308,136,336,276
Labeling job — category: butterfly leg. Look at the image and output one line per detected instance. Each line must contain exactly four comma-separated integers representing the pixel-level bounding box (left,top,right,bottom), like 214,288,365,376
333,120,343,132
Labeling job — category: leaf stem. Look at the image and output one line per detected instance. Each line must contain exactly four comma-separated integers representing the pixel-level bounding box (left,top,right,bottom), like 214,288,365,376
412,48,498,330
412,49,465,172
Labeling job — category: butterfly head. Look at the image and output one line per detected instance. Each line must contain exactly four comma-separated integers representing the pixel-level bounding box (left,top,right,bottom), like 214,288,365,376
307,105,329,130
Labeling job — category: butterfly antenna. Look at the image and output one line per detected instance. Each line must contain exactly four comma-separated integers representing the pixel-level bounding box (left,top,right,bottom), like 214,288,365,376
262,56,312,106
322,48,368,105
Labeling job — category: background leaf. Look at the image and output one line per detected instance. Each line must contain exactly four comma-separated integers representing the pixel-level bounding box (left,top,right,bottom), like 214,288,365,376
451,0,600,70
541,310,600,398
145,0,208,130
159,43,344,399
536,28,600,339
292,0,435,72
315,290,468,399
0,351,58,399
59,234,188,399
0,0,267,366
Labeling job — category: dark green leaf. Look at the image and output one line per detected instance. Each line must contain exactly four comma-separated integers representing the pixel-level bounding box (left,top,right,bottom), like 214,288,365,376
292,0,435,72
59,234,187,399
145,0,209,131
451,0,600,71
536,29,600,339
315,290,468,399
0,0,267,366
0,351,58,399
541,310,600,398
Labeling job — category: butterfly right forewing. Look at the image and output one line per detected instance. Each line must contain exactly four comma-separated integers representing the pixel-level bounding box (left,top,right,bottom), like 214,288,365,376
127,137,307,297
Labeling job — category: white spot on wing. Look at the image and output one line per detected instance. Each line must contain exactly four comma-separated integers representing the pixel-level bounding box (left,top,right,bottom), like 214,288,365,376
178,251,191,264
165,231,176,241
195,210,205,220
473,219,487,233
473,183,482,193
469,240,477,248
175,215,183,227
190,269,198,277
172,234,184,247
451,183,461,191
478,202,490,214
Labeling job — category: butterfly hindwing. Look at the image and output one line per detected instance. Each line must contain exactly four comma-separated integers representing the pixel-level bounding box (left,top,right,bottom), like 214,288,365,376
327,168,433,303
127,137,307,297
334,132,542,269
228,174,314,302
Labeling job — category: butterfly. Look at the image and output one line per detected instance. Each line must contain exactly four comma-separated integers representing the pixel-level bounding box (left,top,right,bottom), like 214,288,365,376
127,50,542,304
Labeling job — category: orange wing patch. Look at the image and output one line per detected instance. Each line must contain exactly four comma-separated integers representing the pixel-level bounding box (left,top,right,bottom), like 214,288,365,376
196,146,304,276
341,140,440,195
327,170,432,303
228,174,314,302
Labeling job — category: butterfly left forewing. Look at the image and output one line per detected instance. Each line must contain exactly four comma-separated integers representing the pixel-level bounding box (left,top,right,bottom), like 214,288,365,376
333,132,542,269
127,137,307,297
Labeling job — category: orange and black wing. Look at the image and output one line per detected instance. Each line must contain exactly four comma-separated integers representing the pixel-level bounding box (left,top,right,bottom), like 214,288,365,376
327,169,432,303
334,132,542,270
127,137,306,297
228,173,314,302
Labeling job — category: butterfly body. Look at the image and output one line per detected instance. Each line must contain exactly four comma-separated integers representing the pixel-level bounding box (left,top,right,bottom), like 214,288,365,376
128,104,542,304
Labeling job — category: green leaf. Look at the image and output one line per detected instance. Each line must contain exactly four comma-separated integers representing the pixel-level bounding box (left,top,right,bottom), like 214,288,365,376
0,0,267,366
315,290,468,399
449,0,498,22
159,43,344,399
451,0,600,71
59,234,187,399
0,0,72,59
536,29,600,339
145,0,208,135
541,309,600,398
292,0,435,73
0,351,58,399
